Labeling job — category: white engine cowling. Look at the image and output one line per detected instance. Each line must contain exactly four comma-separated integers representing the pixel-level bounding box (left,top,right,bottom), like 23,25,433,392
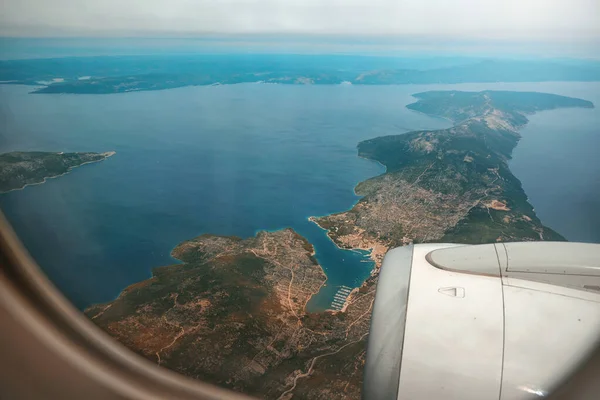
363,242,600,400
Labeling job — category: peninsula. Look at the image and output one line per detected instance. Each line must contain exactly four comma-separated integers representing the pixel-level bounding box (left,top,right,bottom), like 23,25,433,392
313,90,593,267
0,151,115,193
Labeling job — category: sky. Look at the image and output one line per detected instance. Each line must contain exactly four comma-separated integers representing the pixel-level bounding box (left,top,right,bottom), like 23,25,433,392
1,0,599,41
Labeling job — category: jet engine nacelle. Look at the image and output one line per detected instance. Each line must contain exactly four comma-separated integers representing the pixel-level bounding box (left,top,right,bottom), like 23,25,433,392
363,242,600,400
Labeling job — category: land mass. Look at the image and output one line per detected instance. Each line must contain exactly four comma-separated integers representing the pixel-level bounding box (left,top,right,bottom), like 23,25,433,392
0,151,115,193
86,90,594,399
313,90,593,265
1,55,599,94
87,229,374,399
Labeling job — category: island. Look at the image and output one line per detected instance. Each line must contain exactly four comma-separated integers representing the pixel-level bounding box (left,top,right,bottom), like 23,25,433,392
0,151,115,193
85,90,594,399
1,55,599,94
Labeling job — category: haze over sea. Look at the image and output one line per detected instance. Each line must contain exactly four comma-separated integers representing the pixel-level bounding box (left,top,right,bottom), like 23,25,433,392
1,56,598,310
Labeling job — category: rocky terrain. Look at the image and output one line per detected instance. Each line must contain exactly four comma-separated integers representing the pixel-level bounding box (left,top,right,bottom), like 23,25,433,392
0,151,115,192
86,229,375,399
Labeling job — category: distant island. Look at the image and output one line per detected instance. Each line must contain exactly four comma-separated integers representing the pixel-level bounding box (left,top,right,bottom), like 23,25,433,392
1,55,599,94
83,90,594,399
0,151,115,193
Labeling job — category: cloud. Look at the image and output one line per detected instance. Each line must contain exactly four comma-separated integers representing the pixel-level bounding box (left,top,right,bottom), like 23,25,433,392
1,0,598,40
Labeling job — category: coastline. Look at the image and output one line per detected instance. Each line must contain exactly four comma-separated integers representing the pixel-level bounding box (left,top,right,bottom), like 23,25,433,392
302,220,370,313
0,151,116,194
308,216,387,268
302,148,388,312
307,215,386,313
356,154,387,173
405,103,455,124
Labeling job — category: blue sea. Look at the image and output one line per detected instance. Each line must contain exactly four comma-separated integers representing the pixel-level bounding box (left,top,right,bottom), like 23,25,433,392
0,83,448,310
1,80,598,311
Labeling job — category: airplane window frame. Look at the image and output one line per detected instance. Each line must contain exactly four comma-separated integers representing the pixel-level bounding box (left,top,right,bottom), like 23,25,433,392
0,211,251,400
